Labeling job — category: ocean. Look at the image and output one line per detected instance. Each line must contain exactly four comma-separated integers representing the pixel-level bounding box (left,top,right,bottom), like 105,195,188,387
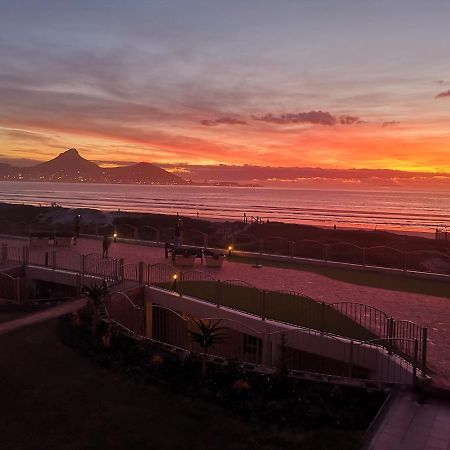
0,181,449,234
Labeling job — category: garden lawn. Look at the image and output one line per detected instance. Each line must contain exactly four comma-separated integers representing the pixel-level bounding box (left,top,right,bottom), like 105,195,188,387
228,255,450,299
0,320,364,450
177,280,376,341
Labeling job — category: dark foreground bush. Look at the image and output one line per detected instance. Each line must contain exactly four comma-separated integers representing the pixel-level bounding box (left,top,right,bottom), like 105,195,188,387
58,311,386,434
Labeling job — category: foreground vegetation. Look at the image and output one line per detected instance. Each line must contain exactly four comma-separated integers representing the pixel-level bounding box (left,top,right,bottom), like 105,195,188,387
0,314,385,450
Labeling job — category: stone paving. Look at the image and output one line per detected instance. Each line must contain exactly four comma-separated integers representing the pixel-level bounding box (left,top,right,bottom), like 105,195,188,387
2,236,449,388
368,391,450,450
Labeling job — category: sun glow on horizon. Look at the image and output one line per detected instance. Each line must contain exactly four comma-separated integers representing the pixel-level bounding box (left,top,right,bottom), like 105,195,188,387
1,1,450,179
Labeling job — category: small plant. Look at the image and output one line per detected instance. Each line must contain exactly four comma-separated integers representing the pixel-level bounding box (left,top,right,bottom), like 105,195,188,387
82,281,109,336
100,326,113,348
233,379,251,392
150,353,164,368
189,319,227,376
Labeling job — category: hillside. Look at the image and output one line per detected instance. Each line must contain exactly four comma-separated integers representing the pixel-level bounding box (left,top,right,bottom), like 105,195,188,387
0,148,185,184
107,162,183,184
26,148,104,181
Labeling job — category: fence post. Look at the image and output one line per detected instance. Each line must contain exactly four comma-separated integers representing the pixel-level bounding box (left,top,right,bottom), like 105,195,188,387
175,271,180,294
348,340,354,378
76,273,82,295
290,241,295,258
44,251,49,267
138,261,144,284
413,338,419,386
119,258,124,280
363,248,366,266
22,246,28,266
403,252,407,272
216,280,221,307
387,317,394,354
81,254,86,275
51,251,56,270
321,302,326,333
421,327,427,377
261,290,266,321
1,243,7,261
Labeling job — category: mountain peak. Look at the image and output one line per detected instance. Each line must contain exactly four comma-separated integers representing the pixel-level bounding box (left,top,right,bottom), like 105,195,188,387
6,148,185,184
59,148,80,158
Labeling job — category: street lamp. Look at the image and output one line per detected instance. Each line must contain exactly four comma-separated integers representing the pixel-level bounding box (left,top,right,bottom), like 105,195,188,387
172,273,178,289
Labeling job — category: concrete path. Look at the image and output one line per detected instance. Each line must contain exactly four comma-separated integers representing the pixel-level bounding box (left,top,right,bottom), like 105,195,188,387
1,236,449,388
368,391,450,450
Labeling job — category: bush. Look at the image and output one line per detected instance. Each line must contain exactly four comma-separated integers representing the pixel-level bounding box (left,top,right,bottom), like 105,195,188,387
58,314,386,432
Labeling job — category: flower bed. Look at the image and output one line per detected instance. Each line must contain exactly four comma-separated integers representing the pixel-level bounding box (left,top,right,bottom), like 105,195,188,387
59,309,386,438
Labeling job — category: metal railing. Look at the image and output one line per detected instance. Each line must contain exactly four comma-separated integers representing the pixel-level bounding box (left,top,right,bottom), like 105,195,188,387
140,265,427,376
0,241,428,377
104,299,421,386
1,220,449,275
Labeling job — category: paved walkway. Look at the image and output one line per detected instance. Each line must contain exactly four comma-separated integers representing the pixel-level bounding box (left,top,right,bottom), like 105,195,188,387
2,236,450,388
368,391,450,450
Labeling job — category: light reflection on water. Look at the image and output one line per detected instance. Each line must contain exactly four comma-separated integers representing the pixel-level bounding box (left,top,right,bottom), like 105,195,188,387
1,181,449,233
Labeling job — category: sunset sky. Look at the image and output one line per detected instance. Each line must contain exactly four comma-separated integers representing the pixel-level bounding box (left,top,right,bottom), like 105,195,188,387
1,0,450,173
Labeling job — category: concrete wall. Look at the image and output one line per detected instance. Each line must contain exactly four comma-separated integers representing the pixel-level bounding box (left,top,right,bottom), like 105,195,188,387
144,285,413,384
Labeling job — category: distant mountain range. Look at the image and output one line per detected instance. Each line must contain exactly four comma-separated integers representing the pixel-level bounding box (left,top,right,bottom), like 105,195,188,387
0,148,186,184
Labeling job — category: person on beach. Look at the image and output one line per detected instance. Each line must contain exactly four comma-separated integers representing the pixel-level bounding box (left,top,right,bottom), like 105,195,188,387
174,218,183,250
102,234,111,258
73,214,81,245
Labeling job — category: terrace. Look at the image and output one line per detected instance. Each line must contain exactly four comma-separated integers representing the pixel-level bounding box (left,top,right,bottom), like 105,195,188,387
0,232,436,389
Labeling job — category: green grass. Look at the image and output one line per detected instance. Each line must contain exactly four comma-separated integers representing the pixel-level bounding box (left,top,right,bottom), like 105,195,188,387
0,320,364,450
176,281,376,341
228,255,450,299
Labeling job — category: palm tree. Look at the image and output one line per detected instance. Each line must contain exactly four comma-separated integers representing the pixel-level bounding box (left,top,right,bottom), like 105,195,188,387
189,319,227,376
83,281,109,335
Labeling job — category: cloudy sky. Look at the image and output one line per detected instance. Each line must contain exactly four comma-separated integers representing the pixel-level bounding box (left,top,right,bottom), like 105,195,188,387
1,0,450,173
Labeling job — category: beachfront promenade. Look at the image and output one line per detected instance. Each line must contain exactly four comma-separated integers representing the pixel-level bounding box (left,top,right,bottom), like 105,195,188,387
1,235,449,390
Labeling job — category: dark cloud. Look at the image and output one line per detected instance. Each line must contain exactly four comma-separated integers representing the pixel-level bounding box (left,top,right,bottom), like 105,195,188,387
200,116,248,126
252,111,336,126
339,115,360,125
435,90,450,99
381,121,400,127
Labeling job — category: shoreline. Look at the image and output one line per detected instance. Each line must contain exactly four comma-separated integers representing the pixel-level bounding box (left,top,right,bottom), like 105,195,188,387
0,201,448,247
0,199,439,240
0,181,448,236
